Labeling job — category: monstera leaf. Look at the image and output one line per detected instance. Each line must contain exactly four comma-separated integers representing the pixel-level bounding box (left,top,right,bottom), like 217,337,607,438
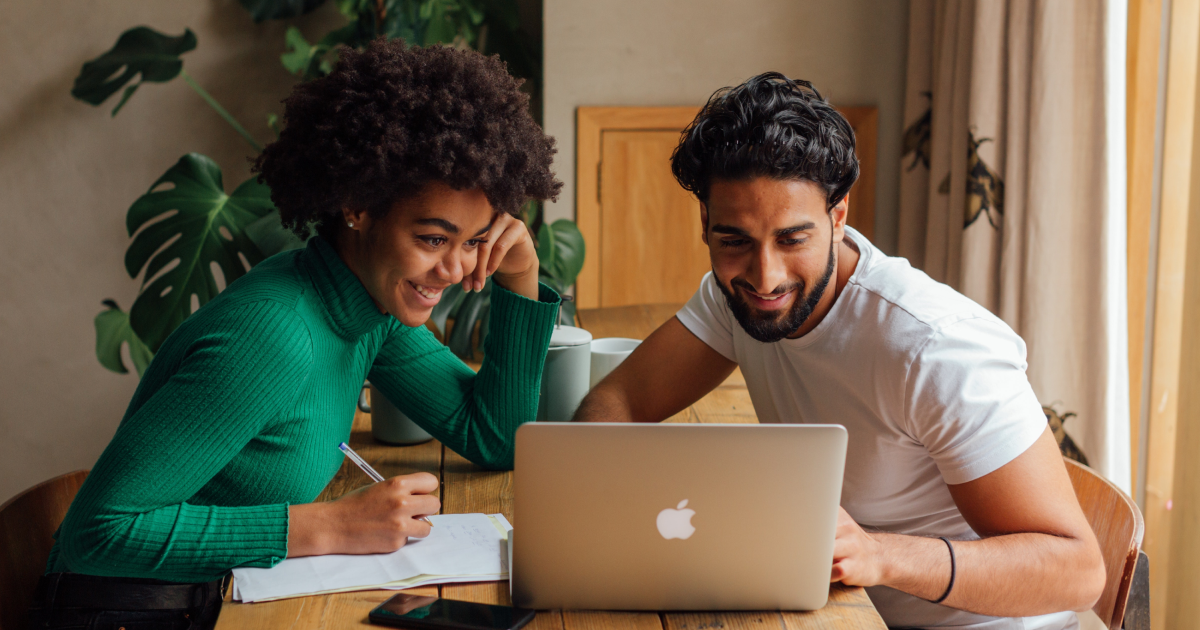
95,300,155,376
240,0,327,22
71,27,197,116
537,220,585,325
447,280,492,360
124,154,275,351
539,220,585,288
429,283,467,339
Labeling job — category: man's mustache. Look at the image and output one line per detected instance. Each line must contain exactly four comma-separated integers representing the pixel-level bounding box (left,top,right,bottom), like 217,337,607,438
728,277,804,298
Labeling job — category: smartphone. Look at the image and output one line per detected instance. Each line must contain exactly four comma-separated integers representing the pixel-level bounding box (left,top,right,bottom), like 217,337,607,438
368,593,536,630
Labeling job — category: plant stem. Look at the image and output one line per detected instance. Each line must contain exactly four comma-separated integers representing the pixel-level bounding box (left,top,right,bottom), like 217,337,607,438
179,70,264,153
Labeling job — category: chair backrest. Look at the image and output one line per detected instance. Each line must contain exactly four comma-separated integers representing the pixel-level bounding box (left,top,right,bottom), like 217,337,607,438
0,470,88,630
1063,458,1143,630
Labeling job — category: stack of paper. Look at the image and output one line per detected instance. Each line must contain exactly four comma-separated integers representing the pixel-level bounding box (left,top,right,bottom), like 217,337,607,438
232,513,511,602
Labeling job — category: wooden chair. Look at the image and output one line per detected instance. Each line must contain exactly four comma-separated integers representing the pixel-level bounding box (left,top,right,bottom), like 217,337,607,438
0,470,88,630
1064,458,1149,630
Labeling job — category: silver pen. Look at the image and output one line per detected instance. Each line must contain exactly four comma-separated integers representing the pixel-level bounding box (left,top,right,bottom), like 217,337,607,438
338,442,434,527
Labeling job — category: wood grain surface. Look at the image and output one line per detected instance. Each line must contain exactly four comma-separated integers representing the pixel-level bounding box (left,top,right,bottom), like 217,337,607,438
215,305,885,629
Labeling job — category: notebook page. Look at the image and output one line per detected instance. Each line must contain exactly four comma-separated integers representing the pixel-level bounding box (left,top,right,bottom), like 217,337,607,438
232,513,511,602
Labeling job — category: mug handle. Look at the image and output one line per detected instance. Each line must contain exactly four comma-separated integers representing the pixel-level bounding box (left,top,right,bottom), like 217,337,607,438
358,381,371,413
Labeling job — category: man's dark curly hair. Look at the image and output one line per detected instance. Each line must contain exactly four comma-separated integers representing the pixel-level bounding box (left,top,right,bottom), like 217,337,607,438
255,39,561,239
671,72,858,209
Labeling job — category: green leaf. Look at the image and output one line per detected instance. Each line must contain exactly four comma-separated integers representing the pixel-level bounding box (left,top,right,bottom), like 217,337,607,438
124,154,275,351
267,112,282,139
245,210,307,257
536,222,556,271
429,283,466,337
418,0,436,20
95,300,155,377
335,0,369,19
447,280,491,360
281,27,317,76
240,0,327,22
71,27,197,116
546,219,585,285
422,1,459,46
522,200,540,232
481,1,539,80
462,0,485,26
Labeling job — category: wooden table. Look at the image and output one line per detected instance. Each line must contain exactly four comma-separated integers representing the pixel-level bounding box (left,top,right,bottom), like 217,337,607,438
215,304,886,630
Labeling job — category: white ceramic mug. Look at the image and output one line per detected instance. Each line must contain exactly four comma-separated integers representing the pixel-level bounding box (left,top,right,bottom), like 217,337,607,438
537,325,593,422
589,337,642,389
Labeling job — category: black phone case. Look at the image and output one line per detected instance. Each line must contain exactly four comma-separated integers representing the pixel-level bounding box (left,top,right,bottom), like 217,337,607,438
368,599,536,630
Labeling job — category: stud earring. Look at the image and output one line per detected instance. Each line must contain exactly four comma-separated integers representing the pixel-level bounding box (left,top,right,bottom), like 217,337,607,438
347,221,355,228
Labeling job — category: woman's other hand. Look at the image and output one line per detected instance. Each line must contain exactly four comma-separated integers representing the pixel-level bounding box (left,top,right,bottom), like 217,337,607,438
287,472,440,557
470,211,539,300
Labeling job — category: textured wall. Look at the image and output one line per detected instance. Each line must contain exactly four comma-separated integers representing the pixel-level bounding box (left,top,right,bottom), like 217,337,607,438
0,0,907,504
542,0,910,253
0,0,343,503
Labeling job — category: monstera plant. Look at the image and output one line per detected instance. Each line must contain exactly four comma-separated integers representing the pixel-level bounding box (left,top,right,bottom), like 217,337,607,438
80,0,578,375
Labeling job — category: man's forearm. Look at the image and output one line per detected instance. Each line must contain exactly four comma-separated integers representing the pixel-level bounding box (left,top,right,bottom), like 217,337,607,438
875,531,1103,617
572,384,636,422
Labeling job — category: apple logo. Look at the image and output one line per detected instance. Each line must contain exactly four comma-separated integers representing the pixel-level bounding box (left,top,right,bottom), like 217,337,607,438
656,499,696,540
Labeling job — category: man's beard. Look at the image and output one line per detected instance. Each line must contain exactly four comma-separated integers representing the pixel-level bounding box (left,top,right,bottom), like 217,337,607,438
714,237,836,343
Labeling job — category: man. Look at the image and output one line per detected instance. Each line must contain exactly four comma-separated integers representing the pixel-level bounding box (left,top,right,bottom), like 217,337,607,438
574,73,1105,629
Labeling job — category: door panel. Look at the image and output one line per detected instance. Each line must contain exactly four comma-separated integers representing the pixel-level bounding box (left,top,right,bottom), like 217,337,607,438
599,130,708,307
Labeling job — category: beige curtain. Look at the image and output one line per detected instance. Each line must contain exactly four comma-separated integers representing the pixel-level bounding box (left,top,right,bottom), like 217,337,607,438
899,0,1130,489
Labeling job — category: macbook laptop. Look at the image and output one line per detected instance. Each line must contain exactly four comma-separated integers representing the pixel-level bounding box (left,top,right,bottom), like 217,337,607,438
511,422,847,610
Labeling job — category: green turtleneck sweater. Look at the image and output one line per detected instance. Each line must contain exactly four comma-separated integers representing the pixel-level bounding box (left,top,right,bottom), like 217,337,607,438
49,236,559,583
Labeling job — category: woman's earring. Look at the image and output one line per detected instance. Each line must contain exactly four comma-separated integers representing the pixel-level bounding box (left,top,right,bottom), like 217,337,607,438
347,221,355,228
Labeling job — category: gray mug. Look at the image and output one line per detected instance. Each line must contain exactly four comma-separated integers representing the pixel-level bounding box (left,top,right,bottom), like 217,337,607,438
359,382,434,445
537,325,593,422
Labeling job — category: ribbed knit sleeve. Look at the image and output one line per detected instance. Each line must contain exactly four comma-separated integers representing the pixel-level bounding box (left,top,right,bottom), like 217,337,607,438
55,300,313,582
369,282,559,469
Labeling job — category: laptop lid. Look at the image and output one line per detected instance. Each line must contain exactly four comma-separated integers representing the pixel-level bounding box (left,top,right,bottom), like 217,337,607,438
512,423,847,611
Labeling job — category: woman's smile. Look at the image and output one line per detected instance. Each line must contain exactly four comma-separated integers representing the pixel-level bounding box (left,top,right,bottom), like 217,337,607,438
407,280,445,307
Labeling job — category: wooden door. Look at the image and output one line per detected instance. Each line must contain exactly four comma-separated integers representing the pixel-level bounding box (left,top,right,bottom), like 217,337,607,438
598,130,709,307
575,106,877,309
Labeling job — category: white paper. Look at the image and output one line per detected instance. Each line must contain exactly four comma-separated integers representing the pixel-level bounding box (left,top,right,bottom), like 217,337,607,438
232,513,511,602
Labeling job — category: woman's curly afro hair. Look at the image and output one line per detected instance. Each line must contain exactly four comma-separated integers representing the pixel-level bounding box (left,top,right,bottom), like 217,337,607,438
671,72,858,210
255,39,561,239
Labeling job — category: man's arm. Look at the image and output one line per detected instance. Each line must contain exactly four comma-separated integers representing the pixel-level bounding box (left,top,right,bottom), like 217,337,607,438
574,316,737,422
832,427,1107,617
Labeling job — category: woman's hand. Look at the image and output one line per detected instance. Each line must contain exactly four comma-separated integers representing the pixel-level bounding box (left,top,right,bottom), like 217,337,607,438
468,211,539,300
288,472,440,557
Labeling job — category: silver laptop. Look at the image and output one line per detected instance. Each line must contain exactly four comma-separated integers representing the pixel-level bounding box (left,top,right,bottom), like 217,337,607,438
511,423,847,611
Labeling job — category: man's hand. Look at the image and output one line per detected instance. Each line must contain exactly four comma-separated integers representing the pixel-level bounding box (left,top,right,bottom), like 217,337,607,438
288,472,441,557
831,507,886,586
826,429,1105,617
831,508,952,602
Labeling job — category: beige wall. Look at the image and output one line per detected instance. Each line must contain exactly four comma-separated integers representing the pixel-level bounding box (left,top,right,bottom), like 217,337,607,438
0,0,907,504
542,0,910,253
0,1,342,503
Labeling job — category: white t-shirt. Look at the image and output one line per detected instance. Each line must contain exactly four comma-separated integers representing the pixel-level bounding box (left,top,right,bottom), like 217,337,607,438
676,228,1076,630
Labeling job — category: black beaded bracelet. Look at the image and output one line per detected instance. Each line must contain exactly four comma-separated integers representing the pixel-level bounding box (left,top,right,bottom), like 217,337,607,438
932,537,956,604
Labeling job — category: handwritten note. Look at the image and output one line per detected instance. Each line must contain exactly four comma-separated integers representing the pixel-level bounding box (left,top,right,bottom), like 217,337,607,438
232,513,511,602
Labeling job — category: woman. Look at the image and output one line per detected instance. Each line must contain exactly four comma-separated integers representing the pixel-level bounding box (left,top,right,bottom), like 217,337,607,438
30,40,561,629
